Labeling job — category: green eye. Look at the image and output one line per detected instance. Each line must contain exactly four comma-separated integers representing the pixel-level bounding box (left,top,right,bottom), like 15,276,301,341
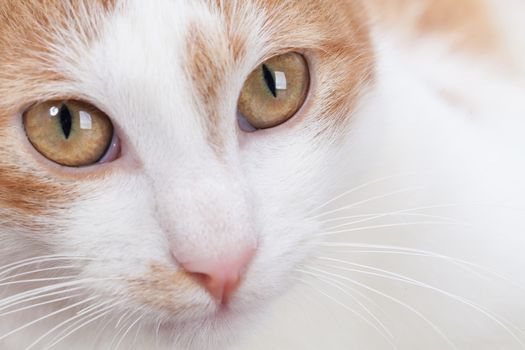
238,52,310,129
23,100,114,167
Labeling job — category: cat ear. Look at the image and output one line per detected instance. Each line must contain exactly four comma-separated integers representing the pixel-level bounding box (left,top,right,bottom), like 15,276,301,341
365,0,498,52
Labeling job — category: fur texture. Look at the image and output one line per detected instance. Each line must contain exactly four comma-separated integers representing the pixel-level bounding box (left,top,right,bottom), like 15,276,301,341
0,1,524,349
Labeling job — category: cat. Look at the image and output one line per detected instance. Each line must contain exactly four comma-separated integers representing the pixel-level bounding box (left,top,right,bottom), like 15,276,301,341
1,0,525,349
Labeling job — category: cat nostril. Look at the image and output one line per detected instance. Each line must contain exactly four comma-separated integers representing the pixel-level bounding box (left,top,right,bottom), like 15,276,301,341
181,249,255,305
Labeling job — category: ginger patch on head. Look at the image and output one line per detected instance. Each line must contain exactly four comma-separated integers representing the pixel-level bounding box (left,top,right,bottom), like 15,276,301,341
185,23,232,154
184,6,252,155
256,0,375,130
192,0,375,140
0,0,117,110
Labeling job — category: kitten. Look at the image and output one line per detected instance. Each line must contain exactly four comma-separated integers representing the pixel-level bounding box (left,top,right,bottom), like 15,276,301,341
1,0,525,349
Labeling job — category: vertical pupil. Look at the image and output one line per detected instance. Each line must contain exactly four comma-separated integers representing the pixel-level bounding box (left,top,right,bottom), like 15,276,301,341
59,105,73,139
262,64,277,98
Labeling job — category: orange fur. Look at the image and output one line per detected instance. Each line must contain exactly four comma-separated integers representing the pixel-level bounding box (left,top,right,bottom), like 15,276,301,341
191,0,375,143
0,1,115,220
128,264,202,314
186,23,233,154
366,0,499,52
237,0,375,131
0,1,116,112
260,0,374,131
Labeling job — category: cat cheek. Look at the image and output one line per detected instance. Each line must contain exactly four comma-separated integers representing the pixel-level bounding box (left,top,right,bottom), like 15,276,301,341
0,130,73,220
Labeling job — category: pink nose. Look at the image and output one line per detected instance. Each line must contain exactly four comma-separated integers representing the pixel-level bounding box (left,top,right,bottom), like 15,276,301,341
181,249,255,304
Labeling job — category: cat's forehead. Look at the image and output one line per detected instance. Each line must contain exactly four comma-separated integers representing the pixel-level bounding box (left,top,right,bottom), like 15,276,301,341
0,0,373,181
0,0,372,114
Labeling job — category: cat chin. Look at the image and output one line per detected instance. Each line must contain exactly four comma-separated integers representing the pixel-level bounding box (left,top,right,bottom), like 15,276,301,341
144,307,263,350
113,288,270,350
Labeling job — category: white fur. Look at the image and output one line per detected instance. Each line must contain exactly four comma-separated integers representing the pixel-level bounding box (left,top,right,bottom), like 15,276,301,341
233,14,525,350
2,1,525,350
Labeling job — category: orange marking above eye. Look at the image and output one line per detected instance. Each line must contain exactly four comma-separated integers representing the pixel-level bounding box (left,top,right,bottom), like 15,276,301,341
205,0,375,133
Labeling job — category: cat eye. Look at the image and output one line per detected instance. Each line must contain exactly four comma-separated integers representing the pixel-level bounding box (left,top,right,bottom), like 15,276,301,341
237,52,310,130
23,100,116,167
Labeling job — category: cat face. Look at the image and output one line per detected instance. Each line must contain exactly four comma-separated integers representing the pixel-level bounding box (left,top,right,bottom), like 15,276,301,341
0,0,372,348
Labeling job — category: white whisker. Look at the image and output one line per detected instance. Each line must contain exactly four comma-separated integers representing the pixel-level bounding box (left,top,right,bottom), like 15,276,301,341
317,221,454,237
318,243,525,292
318,259,525,348
0,265,79,284
321,212,461,231
43,299,126,350
316,203,470,224
91,308,124,349
111,309,138,349
0,256,95,278
307,266,458,349
295,273,395,348
0,277,122,309
155,318,163,348
0,293,83,318
307,173,413,215
114,313,145,350
0,276,79,288
115,309,133,330
300,269,397,348
44,310,115,350
310,187,423,220
0,286,85,313
0,295,98,342
131,315,145,350
23,298,107,350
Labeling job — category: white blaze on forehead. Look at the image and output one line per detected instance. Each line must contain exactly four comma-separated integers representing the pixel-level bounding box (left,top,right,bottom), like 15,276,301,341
63,0,263,249
64,0,252,158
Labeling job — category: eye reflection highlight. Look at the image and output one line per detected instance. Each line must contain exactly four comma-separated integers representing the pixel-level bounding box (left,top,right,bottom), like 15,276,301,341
79,111,93,130
49,106,60,117
274,71,287,91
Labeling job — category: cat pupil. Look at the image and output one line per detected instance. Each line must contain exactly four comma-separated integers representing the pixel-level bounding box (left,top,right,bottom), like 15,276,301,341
59,105,73,139
262,64,277,98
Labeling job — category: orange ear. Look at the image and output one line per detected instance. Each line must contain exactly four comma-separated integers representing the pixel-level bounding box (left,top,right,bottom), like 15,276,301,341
365,0,499,52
